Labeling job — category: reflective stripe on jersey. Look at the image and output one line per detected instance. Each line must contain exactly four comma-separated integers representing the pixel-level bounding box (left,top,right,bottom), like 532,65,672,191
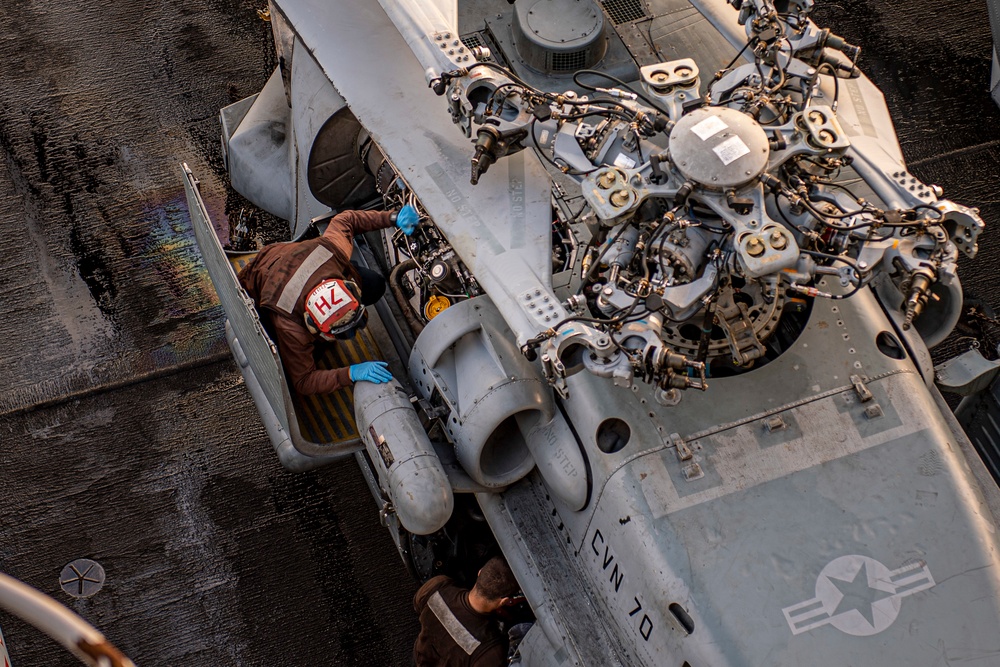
275,245,333,315
428,591,481,656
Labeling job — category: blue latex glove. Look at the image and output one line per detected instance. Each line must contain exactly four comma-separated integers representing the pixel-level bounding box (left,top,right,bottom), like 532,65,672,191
395,205,419,236
349,361,393,384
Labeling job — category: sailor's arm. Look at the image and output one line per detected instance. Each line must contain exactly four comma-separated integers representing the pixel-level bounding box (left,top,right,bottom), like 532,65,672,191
322,210,394,246
323,206,419,249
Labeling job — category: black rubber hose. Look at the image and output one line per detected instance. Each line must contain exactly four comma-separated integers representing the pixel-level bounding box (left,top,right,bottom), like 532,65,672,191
389,259,425,336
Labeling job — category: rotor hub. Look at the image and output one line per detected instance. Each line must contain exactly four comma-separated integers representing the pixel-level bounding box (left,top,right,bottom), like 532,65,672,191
668,107,770,190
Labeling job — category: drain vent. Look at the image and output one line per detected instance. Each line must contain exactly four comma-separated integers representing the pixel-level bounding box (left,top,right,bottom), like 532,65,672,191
601,0,648,25
461,30,508,67
551,50,589,72
461,33,485,50
59,558,105,599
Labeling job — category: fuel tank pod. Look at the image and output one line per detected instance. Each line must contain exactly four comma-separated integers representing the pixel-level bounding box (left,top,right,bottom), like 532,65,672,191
354,380,454,535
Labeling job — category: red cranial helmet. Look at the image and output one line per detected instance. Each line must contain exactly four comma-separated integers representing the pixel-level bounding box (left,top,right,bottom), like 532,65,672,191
303,279,365,341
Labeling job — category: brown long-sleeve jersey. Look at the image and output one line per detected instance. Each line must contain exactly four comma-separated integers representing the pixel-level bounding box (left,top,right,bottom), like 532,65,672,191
238,209,393,395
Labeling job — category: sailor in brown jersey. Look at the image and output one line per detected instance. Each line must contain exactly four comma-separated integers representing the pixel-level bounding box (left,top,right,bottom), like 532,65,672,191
238,205,419,394
413,557,521,666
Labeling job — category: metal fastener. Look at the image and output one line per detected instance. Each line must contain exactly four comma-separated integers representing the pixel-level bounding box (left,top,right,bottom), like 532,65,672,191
746,236,765,256
682,463,704,481
864,403,884,419
764,415,787,432
610,189,630,207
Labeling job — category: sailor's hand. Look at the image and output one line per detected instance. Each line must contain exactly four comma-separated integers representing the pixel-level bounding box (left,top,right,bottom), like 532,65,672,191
349,361,393,384
394,205,419,236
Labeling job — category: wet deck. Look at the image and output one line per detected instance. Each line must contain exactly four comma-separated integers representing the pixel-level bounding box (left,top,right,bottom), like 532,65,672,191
1,1,998,665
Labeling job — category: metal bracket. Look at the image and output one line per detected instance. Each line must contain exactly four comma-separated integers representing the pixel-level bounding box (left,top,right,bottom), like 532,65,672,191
379,500,395,527
850,374,883,419
864,403,884,420
764,414,787,432
681,463,704,481
715,283,766,365
671,432,693,461
669,432,704,480
850,374,874,402
413,396,449,420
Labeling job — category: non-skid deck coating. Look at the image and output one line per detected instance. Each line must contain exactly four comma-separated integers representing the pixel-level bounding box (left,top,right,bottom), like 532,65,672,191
1,1,1000,666
0,3,418,666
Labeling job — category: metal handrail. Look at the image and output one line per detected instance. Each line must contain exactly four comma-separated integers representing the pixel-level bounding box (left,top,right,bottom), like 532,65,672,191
0,572,135,667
